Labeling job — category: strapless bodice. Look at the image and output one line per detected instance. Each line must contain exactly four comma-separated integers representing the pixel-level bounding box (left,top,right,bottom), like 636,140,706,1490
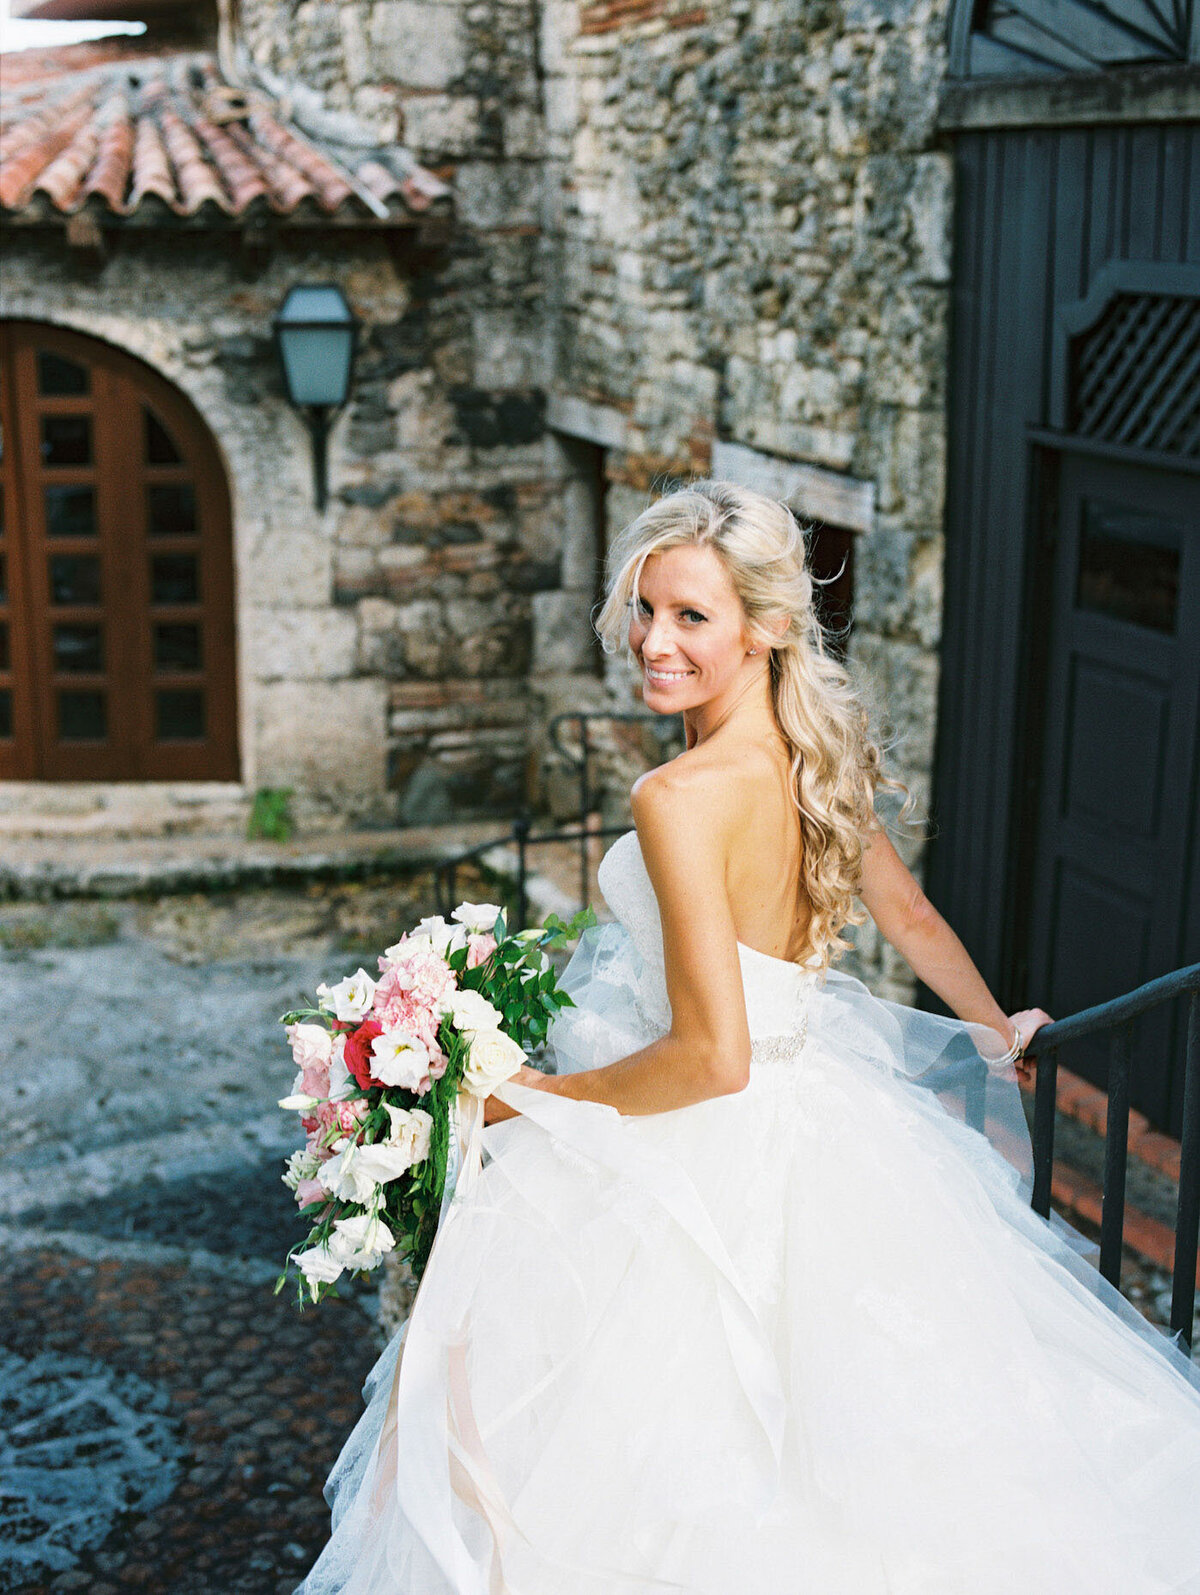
596,829,819,1045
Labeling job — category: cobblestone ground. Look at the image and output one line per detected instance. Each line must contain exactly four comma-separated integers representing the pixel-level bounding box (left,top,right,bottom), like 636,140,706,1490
0,881,443,1595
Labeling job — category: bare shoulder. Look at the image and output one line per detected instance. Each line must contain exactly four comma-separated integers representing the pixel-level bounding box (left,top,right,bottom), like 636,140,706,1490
631,745,751,846
638,746,740,823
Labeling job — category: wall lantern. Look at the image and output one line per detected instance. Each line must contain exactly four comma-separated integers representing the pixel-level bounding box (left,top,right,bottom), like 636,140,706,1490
273,283,359,511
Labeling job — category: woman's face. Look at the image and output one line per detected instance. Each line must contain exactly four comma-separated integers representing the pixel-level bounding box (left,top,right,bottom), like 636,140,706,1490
628,544,756,716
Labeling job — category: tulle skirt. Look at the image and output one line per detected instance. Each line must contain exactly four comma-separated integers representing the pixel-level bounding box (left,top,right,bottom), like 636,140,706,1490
296,940,1200,1595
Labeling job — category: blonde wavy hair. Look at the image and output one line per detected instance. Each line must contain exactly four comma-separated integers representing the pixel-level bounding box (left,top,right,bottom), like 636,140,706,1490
596,479,905,968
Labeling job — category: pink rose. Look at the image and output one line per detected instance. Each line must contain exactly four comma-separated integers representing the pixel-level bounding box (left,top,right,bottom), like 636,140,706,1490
287,1023,334,1071
295,1178,327,1208
466,933,497,968
297,1063,330,1099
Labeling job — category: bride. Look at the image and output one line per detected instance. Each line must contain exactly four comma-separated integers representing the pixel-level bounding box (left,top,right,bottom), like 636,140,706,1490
299,480,1200,1595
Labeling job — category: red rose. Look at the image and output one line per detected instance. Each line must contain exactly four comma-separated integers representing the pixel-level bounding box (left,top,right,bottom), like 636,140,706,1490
344,1017,384,1090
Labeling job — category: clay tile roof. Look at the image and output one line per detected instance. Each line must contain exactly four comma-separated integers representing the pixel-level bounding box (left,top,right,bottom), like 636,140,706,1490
0,40,451,224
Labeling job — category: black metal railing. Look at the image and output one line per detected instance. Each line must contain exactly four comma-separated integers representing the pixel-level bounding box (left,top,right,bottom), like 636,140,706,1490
433,709,675,925
547,710,683,909
1030,962,1200,1352
433,814,630,930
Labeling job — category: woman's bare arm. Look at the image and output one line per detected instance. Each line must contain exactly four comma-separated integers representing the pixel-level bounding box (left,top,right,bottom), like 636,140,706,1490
486,767,752,1121
857,827,1048,1066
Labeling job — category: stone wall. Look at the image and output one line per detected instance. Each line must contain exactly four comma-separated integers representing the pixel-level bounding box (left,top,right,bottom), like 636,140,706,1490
234,0,626,819
1,218,561,826
537,0,954,994
9,0,957,994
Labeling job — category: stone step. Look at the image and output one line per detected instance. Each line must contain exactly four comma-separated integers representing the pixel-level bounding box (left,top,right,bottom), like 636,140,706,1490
0,821,506,900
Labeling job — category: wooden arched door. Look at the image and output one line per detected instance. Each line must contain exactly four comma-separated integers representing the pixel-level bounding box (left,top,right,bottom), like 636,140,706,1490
0,322,238,781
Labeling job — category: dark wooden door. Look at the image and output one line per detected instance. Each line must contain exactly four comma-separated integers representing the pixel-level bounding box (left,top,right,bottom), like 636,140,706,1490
1028,454,1200,1127
0,322,238,781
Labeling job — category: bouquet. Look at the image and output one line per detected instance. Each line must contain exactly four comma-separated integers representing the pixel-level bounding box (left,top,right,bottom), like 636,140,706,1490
276,899,594,1305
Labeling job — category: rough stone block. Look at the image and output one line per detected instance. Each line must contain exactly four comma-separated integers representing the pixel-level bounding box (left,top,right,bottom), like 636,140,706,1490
849,632,939,780
854,526,943,648
453,162,541,230
242,523,335,608
532,591,599,673
473,309,547,390
370,1,468,88
400,93,481,158
245,606,358,681
906,153,953,286
255,679,388,798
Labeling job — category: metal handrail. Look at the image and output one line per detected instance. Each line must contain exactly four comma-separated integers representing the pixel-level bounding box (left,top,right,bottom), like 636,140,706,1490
548,710,683,908
1030,962,1200,1352
433,815,632,930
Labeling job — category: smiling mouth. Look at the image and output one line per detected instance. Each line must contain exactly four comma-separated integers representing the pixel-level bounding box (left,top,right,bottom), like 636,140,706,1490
643,666,695,683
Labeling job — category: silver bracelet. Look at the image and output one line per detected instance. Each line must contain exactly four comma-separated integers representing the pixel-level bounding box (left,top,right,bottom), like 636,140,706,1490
998,1026,1025,1068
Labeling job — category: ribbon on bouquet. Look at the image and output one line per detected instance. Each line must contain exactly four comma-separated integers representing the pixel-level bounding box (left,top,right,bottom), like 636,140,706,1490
438,1086,486,1228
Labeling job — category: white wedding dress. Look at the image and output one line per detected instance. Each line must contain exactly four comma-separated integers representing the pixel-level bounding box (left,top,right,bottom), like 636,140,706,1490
298,829,1200,1595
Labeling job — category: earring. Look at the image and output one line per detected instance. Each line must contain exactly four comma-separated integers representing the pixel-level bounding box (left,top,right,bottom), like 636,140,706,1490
749,648,758,656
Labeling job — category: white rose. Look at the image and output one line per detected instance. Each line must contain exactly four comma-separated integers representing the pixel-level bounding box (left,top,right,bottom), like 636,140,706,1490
369,1028,431,1091
316,969,377,1022
437,987,503,1033
452,902,504,936
328,1211,395,1272
286,1022,333,1070
461,1026,526,1097
383,1103,434,1167
295,1244,344,1297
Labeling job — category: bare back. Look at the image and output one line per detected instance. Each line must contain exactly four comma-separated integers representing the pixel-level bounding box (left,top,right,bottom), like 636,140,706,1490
652,733,816,966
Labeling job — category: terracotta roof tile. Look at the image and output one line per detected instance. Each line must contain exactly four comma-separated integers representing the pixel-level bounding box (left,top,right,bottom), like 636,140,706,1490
0,41,451,224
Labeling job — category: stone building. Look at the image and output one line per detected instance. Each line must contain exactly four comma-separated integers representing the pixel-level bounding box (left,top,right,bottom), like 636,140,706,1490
3,0,1198,1119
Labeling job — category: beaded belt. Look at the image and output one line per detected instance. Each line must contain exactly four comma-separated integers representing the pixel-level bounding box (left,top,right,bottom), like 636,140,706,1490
751,1017,809,1065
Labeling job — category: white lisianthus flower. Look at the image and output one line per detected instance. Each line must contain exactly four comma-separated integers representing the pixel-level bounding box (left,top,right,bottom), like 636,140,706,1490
328,1211,395,1272
319,1139,423,1202
437,987,503,1032
385,916,465,961
316,969,377,1022
295,1244,344,1297
326,1036,354,1101
282,1147,322,1192
461,1026,526,1097
383,1103,434,1167
287,1022,333,1069
369,1028,431,1091
278,1091,323,1112
452,902,504,936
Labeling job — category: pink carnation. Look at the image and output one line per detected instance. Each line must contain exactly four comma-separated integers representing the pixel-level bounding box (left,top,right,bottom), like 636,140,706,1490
466,933,497,968
373,973,443,1059
317,1098,369,1138
376,943,454,1011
